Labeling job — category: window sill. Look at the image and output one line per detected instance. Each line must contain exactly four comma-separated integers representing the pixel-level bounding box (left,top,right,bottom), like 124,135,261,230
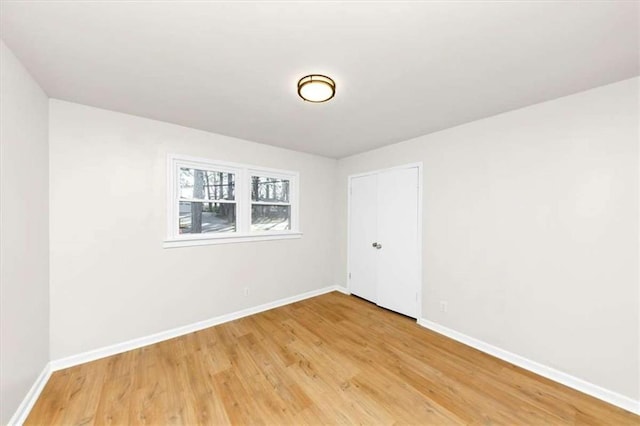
163,232,303,248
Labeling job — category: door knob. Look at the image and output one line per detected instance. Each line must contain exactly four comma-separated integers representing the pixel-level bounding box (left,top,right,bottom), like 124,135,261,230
372,242,382,249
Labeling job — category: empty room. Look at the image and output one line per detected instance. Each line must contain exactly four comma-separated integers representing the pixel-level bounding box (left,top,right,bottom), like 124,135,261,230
1,1,638,424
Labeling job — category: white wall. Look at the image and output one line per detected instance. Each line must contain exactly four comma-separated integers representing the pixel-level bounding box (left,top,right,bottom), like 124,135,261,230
336,78,639,401
0,41,50,424
49,100,337,359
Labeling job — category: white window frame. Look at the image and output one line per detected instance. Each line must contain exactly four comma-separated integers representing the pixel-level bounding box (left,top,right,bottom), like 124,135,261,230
164,154,301,248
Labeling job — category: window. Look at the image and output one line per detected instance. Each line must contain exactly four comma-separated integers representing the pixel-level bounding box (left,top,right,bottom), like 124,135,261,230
179,168,236,234
165,155,300,247
251,176,291,232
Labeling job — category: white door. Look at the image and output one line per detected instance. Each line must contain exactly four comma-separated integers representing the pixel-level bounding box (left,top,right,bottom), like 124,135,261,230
348,174,378,303
348,165,421,318
376,167,420,318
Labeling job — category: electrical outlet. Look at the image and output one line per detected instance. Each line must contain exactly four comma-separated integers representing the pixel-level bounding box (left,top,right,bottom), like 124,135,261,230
243,287,250,296
440,301,448,313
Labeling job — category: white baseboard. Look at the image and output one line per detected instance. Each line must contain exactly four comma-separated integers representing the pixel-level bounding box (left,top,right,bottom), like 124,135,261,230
7,363,52,426
335,285,350,295
50,285,345,372
417,318,639,415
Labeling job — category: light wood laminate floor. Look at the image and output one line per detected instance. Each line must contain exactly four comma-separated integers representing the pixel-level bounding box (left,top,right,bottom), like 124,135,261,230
27,292,638,425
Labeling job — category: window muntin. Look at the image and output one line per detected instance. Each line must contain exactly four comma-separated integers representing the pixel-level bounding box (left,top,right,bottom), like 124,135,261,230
167,156,299,246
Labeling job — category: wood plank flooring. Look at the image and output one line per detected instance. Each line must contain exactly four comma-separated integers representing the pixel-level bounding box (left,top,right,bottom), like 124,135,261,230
27,292,638,425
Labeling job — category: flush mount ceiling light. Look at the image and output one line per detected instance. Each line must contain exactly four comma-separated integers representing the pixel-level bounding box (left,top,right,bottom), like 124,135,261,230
297,74,336,103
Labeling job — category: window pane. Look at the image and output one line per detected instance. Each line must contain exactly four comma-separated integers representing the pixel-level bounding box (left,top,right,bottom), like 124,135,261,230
180,168,235,200
251,176,290,203
179,201,236,234
251,205,291,231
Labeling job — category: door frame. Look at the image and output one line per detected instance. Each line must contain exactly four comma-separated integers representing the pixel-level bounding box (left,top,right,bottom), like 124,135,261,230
346,162,423,321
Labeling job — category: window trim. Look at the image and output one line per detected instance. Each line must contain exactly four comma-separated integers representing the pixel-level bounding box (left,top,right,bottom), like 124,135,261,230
164,154,301,248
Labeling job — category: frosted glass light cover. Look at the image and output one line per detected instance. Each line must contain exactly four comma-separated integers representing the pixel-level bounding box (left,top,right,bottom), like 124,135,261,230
297,75,335,102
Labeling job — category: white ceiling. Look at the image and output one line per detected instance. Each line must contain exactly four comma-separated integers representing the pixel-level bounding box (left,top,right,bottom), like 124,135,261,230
1,1,638,158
